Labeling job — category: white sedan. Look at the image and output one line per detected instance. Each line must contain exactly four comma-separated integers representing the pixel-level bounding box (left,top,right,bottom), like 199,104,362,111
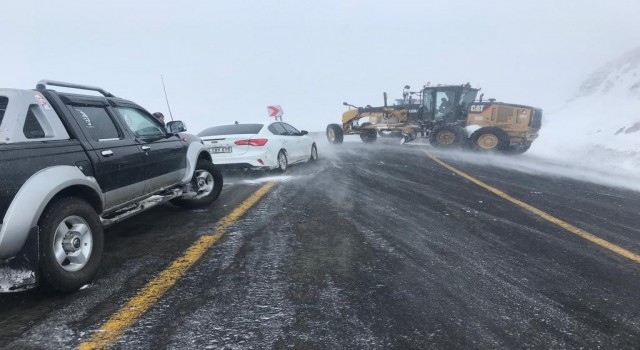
198,122,318,171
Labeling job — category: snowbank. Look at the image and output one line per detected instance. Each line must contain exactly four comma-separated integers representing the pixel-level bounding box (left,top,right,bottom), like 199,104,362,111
530,48,640,176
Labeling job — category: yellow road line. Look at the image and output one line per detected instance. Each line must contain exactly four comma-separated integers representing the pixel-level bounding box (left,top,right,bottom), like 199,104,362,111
424,151,640,263
78,182,276,350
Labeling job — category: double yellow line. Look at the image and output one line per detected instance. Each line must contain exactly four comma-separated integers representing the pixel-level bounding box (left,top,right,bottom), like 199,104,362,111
78,182,276,350
424,150,640,263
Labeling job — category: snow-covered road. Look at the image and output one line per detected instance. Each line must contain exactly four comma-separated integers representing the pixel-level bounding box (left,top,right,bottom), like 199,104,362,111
1,141,639,349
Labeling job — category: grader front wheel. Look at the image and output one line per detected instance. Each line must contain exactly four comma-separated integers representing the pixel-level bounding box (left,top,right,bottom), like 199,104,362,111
326,124,344,144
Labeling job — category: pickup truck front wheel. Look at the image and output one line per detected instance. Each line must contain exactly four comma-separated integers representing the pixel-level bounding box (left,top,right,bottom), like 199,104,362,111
38,197,103,292
173,160,223,208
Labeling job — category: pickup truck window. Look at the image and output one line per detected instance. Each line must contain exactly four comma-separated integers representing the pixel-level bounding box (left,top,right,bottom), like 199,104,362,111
0,96,7,126
23,106,46,139
69,106,121,141
117,107,165,138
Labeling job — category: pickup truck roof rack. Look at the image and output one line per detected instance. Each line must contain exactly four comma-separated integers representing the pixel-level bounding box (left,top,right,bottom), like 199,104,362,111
36,80,115,98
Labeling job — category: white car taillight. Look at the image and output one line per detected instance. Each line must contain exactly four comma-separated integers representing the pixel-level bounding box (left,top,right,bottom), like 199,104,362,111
234,138,268,146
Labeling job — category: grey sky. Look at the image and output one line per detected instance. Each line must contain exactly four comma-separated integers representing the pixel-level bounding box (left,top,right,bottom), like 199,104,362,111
2,0,640,132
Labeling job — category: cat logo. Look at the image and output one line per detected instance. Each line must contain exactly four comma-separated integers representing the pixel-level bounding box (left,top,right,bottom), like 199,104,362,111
470,104,484,113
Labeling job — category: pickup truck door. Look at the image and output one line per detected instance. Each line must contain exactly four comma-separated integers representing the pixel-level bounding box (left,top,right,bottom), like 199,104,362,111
63,98,146,209
111,105,187,193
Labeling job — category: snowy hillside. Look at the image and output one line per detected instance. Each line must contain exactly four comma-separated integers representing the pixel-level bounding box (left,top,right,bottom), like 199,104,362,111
530,47,640,175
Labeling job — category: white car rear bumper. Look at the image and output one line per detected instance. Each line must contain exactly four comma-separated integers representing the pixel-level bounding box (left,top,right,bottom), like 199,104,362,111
209,149,278,169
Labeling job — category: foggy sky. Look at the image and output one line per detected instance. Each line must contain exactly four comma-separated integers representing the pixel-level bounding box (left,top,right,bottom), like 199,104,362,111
2,0,640,133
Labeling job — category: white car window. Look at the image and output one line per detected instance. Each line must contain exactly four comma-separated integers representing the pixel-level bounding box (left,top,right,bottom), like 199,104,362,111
269,123,287,135
281,123,300,135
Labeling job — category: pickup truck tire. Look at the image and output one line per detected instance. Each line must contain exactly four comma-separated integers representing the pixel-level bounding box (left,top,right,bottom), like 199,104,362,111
172,160,223,208
38,197,103,293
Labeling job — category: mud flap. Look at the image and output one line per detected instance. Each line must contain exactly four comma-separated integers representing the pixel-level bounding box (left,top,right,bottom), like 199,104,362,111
0,226,39,292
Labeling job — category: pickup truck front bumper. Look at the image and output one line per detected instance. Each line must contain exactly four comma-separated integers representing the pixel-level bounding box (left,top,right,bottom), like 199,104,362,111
0,226,39,293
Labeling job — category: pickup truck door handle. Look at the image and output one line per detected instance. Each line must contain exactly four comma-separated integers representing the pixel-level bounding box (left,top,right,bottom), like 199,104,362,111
141,146,151,152
101,150,114,157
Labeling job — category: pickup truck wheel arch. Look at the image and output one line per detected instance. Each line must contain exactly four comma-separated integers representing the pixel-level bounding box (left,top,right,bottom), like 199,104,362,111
0,166,103,260
181,142,213,184
53,185,103,215
172,159,223,208
198,150,212,163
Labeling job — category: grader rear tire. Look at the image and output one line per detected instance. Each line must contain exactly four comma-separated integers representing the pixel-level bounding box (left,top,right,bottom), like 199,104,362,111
470,127,510,152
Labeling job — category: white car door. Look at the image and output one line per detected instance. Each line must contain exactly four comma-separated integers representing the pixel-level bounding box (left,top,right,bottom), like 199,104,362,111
293,126,314,161
268,123,293,163
299,133,314,160
280,122,305,162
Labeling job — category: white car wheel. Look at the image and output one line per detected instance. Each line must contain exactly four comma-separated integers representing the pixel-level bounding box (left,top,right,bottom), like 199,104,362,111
277,150,288,172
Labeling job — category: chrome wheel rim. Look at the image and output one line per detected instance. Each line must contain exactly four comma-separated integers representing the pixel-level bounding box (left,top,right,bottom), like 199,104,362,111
311,146,318,160
478,134,499,149
52,216,93,272
194,170,214,198
278,152,287,170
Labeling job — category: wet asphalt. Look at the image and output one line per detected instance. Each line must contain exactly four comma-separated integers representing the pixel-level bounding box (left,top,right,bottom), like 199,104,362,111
1,138,639,349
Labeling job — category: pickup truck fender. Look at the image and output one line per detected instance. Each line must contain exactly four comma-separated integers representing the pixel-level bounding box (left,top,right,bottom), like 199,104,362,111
0,166,103,259
180,141,212,184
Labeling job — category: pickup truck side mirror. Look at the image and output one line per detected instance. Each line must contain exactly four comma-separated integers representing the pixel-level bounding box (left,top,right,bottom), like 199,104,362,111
167,120,186,133
300,130,308,135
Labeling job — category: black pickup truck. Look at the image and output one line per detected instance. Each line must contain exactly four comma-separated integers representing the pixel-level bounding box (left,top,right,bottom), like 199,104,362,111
0,80,223,292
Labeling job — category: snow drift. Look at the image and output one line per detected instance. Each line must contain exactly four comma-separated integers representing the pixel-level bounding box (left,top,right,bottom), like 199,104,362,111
530,47,640,175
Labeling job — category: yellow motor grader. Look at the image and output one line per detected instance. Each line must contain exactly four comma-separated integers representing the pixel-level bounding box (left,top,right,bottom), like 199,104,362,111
326,84,542,154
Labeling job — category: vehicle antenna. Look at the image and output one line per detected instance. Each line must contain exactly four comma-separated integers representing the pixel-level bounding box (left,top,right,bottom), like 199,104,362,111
161,74,174,121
